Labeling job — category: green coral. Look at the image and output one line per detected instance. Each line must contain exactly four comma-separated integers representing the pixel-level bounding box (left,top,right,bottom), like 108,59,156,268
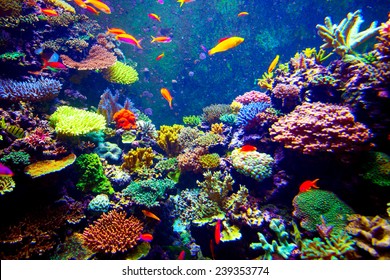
183,115,201,127
122,178,176,207
362,151,390,187
102,61,139,85
219,114,237,125
0,151,30,165
199,153,220,169
301,231,356,259
75,153,113,194
0,51,25,60
250,219,297,260
292,189,354,232
50,106,106,137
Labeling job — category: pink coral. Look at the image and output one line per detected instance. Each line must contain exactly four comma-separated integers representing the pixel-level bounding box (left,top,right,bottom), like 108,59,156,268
269,102,372,154
234,90,271,105
272,83,300,99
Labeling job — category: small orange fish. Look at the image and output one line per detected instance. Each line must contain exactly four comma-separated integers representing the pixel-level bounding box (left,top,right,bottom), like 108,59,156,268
85,5,100,15
148,13,161,22
40,8,59,17
151,36,172,43
140,233,153,242
106,27,126,35
268,55,280,73
238,12,249,17
142,210,161,222
84,0,111,14
177,0,195,7
178,250,185,260
160,88,173,109
240,145,257,152
116,33,143,49
299,179,320,193
156,52,165,61
74,0,87,9
215,219,221,245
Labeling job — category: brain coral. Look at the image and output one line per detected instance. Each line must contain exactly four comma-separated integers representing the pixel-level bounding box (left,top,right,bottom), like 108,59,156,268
270,102,372,154
103,61,139,85
50,106,106,137
293,189,354,232
230,149,274,182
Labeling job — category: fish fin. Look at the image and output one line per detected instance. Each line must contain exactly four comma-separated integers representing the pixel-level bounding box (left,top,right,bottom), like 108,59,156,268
312,178,320,188
48,52,59,63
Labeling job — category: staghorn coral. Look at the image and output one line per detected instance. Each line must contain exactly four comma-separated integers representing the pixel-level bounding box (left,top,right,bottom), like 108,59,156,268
270,102,372,154
24,153,76,179
61,45,116,70
113,109,137,130
230,149,274,182
0,176,15,195
121,147,155,173
346,214,390,259
82,210,143,254
237,102,271,129
50,106,106,137
316,10,380,57
103,61,139,85
292,189,354,232
0,77,62,102
234,90,271,105
183,115,201,127
157,124,184,157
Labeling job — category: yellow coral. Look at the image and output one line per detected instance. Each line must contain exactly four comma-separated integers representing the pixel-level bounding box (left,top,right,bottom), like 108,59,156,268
0,176,15,195
220,221,242,242
44,0,76,13
210,123,224,135
302,47,316,58
121,147,155,172
24,154,77,179
50,106,106,137
257,71,274,90
157,125,184,157
103,61,139,85
230,101,243,113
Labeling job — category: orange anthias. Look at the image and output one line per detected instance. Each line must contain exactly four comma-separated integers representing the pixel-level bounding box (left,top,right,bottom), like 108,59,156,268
142,210,161,222
113,109,137,130
215,219,221,245
299,178,320,193
240,145,257,152
160,88,173,109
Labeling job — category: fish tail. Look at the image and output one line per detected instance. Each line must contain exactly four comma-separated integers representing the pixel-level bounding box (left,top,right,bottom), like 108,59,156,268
137,39,143,49
150,36,155,43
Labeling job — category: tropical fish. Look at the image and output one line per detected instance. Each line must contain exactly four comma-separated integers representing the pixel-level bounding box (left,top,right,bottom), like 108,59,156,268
0,163,13,177
157,0,164,4
140,233,153,242
208,37,244,55
39,8,59,17
151,36,172,43
268,55,280,73
85,5,100,15
156,52,165,61
30,52,66,75
116,34,143,49
0,118,25,139
148,13,161,22
106,27,126,35
215,219,221,245
177,0,195,7
240,145,257,152
218,37,230,43
238,12,249,17
177,250,185,260
142,210,161,222
299,178,320,193
84,0,111,14
160,88,173,109
74,0,87,9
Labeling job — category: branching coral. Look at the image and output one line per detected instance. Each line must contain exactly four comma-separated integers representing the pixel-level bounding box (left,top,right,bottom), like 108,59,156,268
50,106,106,137
182,115,201,126
237,102,271,129
177,146,207,174
121,147,155,173
202,104,232,124
0,176,15,195
375,13,390,61
82,210,143,254
61,45,116,70
103,61,139,85
316,10,380,57
157,124,184,157
270,102,372,154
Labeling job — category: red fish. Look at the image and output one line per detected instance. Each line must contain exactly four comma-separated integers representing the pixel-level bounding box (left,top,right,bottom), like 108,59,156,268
139,233,153,242
299,178,320,193
215,219,221,245
85,5,100,15
0,163,13,177
240,145,257,152
142,210,161,222
148,13,161,22
178,250,185,260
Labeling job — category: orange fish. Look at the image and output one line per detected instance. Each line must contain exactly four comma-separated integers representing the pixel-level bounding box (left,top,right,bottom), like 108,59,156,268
74,0,87,9
160,88,173,109
178,250,185,260
148,13,161,22
299,179,320,193
106,27,126,35
177,0,195,7
116,34,143,49
85,5,100,15
139,233,153,242
240,145,257,152
142,210,161,222
156,52,165,61
151,36,172,43
40,8,59,17
218,37,230,43
238,12,249,17
84,0,111,14
215,219,221,245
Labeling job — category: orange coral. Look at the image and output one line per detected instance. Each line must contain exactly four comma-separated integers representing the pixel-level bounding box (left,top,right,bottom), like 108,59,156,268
82,210,143,254
113,109,137,130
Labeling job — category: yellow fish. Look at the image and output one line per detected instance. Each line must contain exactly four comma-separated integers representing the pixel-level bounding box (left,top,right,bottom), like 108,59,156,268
208,36,244,56
268,55,280,73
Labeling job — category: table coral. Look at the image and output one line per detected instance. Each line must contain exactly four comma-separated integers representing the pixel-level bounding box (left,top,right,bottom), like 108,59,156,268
103,61,139,85
82,210,143,254
121,147,155,173
292,189,354,232
24,153,76,179
113,109,137,130
270,102,372,154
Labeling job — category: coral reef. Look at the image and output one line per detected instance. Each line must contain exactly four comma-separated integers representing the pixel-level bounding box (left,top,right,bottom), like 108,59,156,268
0,176,15,195
183,115,201,127
94,142,122,163
121,147,155,173
234,90,271,105
199,153,220,170
88,194,110,213
375,13,390,60
202,104,232,124
237,102,271,129
362,151,390,187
